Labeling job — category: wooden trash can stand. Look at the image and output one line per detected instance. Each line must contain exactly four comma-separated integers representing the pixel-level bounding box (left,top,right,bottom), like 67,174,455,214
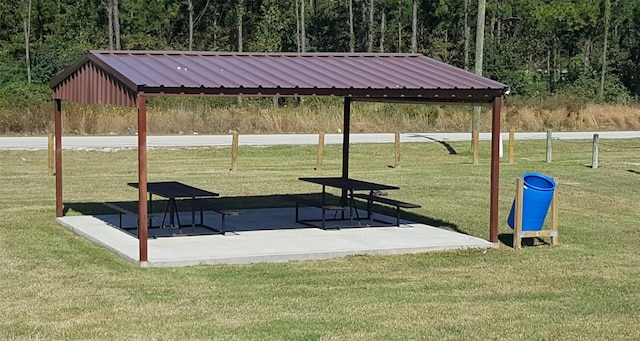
510,176,559,249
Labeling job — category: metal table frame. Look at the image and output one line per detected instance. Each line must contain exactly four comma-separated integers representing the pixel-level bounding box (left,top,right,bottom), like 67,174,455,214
128,181,220,232
298,177,399,228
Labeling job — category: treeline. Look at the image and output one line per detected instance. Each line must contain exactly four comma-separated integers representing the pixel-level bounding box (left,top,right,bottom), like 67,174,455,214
1,0,640,106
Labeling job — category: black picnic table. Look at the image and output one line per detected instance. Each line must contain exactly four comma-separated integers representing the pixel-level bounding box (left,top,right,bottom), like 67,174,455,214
128,181,219,228
298,177,399,226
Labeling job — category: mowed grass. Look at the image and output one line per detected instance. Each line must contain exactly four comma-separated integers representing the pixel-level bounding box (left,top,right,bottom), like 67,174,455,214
1,138,640,340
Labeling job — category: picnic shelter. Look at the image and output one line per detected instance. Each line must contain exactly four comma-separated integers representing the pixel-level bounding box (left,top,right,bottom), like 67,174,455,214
49,51,509,263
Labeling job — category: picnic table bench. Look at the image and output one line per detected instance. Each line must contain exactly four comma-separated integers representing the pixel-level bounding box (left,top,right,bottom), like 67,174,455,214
188,198,242,234
104,201,160,230
291,194,350,229
109,181,242,235
297,177,421,228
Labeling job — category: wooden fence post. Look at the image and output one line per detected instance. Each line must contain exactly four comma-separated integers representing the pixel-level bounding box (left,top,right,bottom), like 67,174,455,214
316,132,325,170
592,133,599,169
546,129,552,163
513,177,524,249
472,130,479,165
508,128,515,164
231,131,238,171
394,132,401,168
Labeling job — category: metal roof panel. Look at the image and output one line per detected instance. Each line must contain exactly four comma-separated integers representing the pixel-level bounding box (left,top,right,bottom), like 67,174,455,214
50,51,508,106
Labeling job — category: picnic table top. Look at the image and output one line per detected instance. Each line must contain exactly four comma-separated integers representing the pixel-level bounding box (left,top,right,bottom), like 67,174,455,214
299,177,399,191
127,181,220,199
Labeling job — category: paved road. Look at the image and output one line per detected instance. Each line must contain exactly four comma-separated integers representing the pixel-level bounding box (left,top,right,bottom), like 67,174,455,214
1,131,639,150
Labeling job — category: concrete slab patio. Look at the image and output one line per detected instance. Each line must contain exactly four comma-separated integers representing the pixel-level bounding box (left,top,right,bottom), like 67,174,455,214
57,207,497,267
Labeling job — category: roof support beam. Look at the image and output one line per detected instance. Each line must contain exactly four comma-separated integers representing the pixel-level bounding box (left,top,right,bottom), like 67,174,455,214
137,95,148,263
55,99,63,217
489,96,503,243
341,97,352,202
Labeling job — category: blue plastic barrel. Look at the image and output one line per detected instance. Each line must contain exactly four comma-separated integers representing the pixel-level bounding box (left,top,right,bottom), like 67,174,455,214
507,173,557,231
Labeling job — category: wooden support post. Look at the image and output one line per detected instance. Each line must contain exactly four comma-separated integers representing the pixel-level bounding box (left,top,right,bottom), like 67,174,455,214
137,95,148,263
508,128,515,164
231,131,239,171
394,132,401,168
316,132,324,170
513,177,524,249
546,129,552,163
472,130,479,165
55,99,63,217
592,133,599,169
551,178,559,246
48,133,54,176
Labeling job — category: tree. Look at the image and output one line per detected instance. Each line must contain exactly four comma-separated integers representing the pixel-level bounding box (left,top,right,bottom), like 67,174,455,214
600,0,611,99
368,0,374,52
296,0,301,51
114,0,120,50
23,0,31,83
237,0,244,107
187,0,194,50
473,0,486,134
464,0,470,70
301,0,306,52
178,0,209,51
237,0,244,52
379,6,385,52
349,0,354,52
411,0,416,53
104,0,121,50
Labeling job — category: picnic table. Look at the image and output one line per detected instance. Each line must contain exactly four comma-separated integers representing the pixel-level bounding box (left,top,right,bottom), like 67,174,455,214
297,177,401,228
128,181,220,229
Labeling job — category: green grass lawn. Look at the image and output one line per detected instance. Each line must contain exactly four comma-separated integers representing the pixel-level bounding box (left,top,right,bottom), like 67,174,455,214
1,139,639,340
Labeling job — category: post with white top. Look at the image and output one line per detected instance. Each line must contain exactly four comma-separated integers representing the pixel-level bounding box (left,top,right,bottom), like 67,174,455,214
316,132,325,170
394,132,401,168
592,134,599,169
546,129,552,163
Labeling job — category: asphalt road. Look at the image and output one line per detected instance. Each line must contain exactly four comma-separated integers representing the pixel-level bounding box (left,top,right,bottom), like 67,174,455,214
1,131,639,150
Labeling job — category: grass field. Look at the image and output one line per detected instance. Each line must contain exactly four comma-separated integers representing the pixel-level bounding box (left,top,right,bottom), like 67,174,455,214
1,138,639,340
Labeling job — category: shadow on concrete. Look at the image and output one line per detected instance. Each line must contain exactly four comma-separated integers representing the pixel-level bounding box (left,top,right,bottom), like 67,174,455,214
62,192,465,237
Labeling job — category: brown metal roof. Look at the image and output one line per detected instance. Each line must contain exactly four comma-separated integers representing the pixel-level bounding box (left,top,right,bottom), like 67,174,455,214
50,51,508,107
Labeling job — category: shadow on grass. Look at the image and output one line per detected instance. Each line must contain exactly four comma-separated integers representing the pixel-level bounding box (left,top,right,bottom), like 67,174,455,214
498,232,552,249
407,133,458,155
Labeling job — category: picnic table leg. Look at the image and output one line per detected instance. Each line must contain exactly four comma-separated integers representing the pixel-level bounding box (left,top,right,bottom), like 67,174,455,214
161,201,169,228
191,198,197,233
169,199,176,226
348,190,361,226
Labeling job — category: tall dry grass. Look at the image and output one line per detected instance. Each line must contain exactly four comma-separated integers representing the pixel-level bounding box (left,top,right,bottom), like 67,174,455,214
3,101,640,135
503,104,640,131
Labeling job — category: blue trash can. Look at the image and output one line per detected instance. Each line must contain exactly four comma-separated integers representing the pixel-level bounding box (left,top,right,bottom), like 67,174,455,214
507,172,557,231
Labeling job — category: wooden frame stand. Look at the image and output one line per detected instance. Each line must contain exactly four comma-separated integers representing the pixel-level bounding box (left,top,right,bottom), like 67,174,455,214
513,177,559,249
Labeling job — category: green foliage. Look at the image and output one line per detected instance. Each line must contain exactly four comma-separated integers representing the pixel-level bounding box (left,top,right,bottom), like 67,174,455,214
0,82,50,108
0,82,51,133
249,0,295,52
559,67,631,103
0,50,25,84
2,0,640,134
